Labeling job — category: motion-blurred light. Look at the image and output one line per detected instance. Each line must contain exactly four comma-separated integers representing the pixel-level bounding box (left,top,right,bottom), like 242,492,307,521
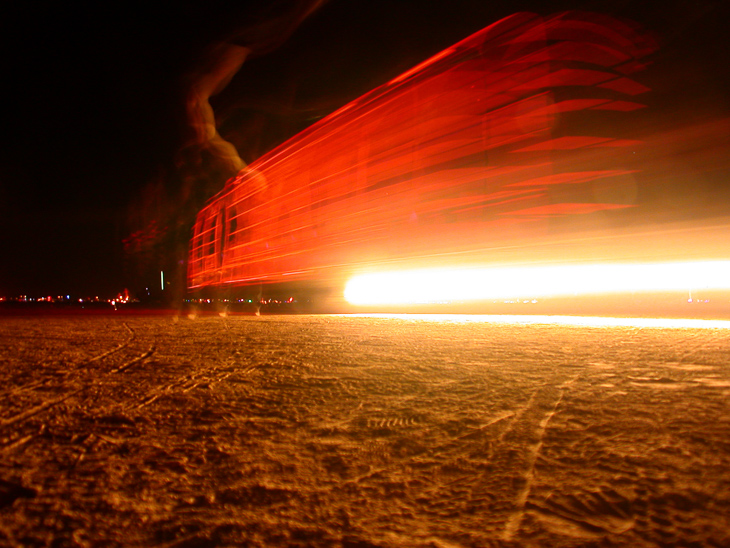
344,261,730,305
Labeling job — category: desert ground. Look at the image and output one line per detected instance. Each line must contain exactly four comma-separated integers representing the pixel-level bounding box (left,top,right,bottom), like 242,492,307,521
1,313,729,547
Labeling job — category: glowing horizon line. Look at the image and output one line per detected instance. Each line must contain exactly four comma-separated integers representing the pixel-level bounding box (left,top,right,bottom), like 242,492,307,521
341,314,730,329
344,260,730,306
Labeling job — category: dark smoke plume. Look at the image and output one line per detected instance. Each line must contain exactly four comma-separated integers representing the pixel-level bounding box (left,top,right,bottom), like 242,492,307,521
125,0,326,303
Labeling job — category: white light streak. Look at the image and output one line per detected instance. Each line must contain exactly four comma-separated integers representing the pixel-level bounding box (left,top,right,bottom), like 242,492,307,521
344,261,730,305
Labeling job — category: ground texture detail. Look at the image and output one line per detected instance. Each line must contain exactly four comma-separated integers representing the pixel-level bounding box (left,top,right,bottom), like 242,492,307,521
1,315,729,547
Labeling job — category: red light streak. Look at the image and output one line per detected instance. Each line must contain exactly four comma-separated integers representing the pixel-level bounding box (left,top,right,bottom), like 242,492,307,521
188,12,660,293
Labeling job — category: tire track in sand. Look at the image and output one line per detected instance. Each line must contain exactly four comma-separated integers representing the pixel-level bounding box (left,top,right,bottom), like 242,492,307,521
403,372,582,541
0,322,136,403
501,374,579,540
0,328,154,437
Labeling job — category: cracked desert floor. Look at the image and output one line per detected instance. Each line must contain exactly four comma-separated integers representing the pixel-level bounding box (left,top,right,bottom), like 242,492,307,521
1,314,729,547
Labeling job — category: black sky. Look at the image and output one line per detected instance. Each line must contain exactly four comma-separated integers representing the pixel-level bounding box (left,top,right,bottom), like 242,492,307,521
1,0,728,298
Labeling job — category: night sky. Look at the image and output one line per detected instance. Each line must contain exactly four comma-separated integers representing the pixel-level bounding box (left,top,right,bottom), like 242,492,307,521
1,0,728,299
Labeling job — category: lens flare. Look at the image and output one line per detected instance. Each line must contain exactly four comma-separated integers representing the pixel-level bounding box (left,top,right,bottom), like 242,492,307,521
344,261,730,305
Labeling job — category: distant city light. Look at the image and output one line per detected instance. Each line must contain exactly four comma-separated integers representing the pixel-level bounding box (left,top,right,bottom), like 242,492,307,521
0,290,135,307
344,260,730,305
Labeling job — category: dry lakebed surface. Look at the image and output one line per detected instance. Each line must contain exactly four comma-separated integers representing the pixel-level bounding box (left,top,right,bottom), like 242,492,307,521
1,313,729,546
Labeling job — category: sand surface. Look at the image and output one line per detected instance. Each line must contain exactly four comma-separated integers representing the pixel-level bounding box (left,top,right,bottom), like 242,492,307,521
1,314,729,546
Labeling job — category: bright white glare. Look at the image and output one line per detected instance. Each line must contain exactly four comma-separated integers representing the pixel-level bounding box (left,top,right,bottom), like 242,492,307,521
344,261,730,305
344,314,730,329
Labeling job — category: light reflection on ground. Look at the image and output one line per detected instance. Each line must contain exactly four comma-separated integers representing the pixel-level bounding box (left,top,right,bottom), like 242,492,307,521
345,313,730,329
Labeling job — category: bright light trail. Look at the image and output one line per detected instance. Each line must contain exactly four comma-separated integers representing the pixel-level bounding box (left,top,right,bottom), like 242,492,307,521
344,314,730,329
344,261,730,305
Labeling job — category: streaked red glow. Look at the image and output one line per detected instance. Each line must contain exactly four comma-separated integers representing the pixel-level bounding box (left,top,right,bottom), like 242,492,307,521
599,77,651,95
593,100,646,111
513,136,644,152
344,261,730,305
188,12,658,292
388,48,456,85
504,202,634,218
506,170,636,187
